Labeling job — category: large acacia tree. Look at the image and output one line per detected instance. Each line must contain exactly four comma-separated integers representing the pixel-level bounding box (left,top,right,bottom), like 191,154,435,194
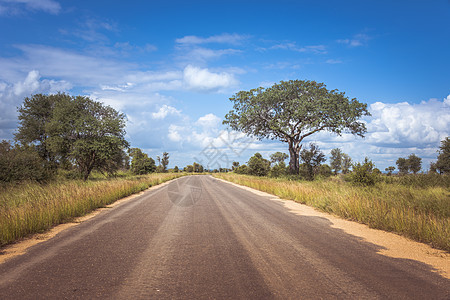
223,80,370,174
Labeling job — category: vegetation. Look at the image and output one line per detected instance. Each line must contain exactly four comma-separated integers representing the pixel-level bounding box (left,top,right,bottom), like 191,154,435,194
214,173,450,252
346,157,379,186
223,80,370,174
0,173,184,246
431,137,450,174
15,93,128,180
183,162,205,173
247,153,270,176
300,143,326,180
0,140,53,182
129,148,156,175
396,154,422,175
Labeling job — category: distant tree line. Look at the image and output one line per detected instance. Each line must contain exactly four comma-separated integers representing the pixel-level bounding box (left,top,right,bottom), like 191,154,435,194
232,136,449,186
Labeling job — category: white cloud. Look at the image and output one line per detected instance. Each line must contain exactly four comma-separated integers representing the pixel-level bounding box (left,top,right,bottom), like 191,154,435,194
0,0,61,15
168,124,183,142
176,33,248,45
337,33,371,47
196,113,221,128
0,70,71,140
152,105,181,119
366,97,449,148
183,65,238,92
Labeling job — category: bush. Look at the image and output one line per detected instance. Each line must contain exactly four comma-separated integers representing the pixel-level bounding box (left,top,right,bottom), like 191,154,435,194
0,141,53,182
347,158,379,186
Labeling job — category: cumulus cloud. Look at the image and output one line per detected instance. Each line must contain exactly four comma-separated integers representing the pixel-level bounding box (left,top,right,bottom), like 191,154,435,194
183,65,238,92
152,105,181,119
366,97,449,148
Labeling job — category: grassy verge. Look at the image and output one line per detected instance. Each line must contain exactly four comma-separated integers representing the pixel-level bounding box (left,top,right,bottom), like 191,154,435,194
214,173,450,252
0,173,184,246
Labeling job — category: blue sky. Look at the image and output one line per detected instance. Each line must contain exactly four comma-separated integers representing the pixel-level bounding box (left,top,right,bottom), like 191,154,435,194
0,0,449,171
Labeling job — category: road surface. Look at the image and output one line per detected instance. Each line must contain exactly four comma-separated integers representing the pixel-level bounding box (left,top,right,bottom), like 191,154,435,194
0,175,448,299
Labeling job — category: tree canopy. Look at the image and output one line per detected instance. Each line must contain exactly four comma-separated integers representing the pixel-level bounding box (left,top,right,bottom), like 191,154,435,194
15,93,128,180
223,80,370,174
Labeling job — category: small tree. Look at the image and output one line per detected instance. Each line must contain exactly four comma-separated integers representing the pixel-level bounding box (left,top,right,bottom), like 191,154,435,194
396,157,409,175
300,143,326,180
435,137,450,174
348,157,378,186
173,166,179,173
235,164,248,174
385,166,395,176
247,153,270,176
341,153,352,174
129,148,156,175
232,161,240,171
330,148,343,175
161,152,169,172
407,154,422,174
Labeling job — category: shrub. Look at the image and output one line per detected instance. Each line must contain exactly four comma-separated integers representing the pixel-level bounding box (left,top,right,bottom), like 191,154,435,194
347,157,379,186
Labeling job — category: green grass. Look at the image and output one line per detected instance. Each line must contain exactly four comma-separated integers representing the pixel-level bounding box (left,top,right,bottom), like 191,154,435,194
214,173,450,252
0,173,184,246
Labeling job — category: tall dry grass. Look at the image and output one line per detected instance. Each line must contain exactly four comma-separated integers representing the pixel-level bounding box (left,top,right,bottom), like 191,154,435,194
214,174,450,252
0,173,183,246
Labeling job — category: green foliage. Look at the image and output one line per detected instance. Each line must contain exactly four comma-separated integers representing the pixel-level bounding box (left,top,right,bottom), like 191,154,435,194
385,166,395,176
396,157,409,174
435,137,450,174
347,157,379,186
185,165,194,173
15,93,71,163
270,152,288,165
223,80,370,174
396,154,422,175
0,140,53,182
129,148,156,175
232,161,240,171
269,161,288,177
330,148,343,175
300,143,326,180
234,164,248,174
407,154,422,174
15,93,128,180
247,153,270,176
318,164,333,178
341,153,352,174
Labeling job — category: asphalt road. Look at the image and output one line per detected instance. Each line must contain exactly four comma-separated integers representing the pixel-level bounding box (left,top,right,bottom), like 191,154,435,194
0,175,448,299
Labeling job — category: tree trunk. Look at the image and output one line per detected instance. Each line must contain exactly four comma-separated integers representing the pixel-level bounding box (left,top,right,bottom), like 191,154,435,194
288,141,300,175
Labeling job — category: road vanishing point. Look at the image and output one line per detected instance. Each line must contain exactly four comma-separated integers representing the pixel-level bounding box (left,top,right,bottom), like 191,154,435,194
0,175,448,299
